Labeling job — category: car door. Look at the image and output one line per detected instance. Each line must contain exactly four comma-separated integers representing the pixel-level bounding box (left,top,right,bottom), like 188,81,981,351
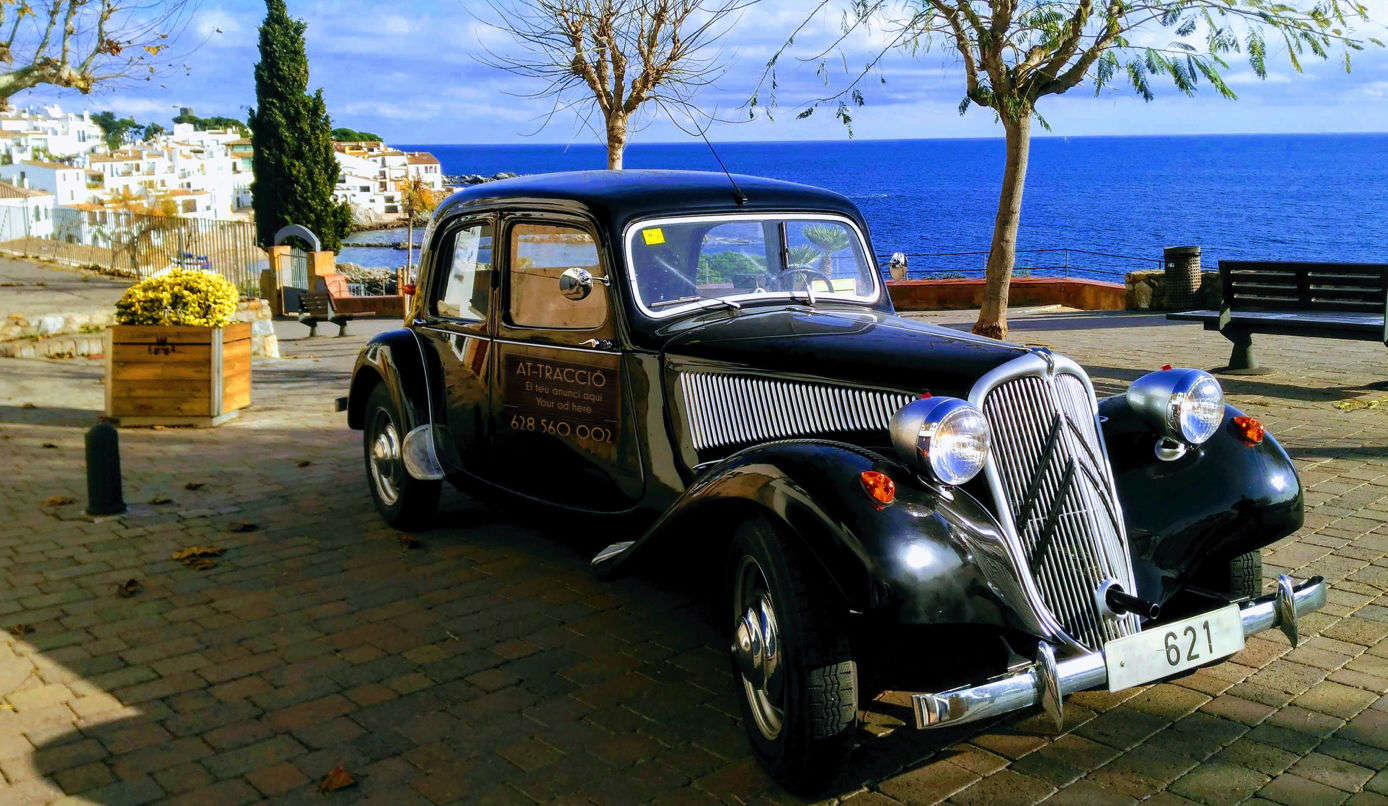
488,213,644,511
413,214,495,472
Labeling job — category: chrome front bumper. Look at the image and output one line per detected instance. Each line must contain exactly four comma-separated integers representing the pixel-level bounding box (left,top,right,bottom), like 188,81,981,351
912,574,1326,730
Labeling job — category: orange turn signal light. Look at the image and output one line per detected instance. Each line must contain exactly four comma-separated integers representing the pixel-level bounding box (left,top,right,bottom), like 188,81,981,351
1232,416,1265,446
859,470,896,506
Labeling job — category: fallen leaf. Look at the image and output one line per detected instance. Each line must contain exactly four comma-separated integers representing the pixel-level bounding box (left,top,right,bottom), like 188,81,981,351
6,624,34,636
228,521,258,533
184,482,205,490
296,460,312,468
21,402,35,409
170,546,224,561
318,764,355,793
1334,397,1388,412
148,496,173,505
151,425,166,431
116,579,142,598
398,535,421,550
186,558,217,571
42,495,75,507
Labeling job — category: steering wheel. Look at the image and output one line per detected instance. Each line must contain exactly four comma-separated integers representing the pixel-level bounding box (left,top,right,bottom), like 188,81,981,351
773,266,834,294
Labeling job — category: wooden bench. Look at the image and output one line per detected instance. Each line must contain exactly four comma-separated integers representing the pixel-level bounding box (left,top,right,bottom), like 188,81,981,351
1168,261,1388,374
297,276,351,337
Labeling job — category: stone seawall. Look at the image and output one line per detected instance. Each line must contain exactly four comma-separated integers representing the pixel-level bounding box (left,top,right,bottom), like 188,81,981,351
0,298,279,359
1125,269,1222,311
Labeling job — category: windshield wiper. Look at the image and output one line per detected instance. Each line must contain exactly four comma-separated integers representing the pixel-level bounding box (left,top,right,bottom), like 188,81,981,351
650,296,742,313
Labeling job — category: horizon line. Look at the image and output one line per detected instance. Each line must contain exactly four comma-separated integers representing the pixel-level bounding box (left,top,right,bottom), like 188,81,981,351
391,131,1388,148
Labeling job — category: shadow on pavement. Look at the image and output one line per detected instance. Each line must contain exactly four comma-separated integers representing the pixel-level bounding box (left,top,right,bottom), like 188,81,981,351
0,404,103,427
10,416,1052,804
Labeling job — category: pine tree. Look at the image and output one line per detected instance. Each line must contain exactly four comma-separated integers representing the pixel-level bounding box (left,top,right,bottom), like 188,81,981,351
248,0,352,252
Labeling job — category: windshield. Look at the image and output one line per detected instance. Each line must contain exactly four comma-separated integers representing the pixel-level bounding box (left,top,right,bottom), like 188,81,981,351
625,213,880,317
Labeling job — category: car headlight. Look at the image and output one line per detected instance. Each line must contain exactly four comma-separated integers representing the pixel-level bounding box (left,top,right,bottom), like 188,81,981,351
1127,368,1224,445
889,397,991,486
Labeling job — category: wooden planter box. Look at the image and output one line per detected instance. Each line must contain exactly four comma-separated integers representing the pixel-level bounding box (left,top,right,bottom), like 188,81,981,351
105,323,251,427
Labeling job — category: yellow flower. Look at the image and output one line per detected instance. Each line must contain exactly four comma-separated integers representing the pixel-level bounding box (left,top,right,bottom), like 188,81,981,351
115,269,239,327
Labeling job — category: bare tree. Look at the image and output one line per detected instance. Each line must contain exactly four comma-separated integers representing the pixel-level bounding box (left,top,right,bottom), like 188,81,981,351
0,0,196,105
481,0,755,169
758,0,1380,338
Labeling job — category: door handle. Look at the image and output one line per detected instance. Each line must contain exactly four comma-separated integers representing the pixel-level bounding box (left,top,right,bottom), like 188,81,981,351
578,338,614,350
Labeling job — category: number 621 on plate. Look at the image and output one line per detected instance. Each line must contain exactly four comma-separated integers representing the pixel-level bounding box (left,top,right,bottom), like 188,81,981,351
1104,605,1244,691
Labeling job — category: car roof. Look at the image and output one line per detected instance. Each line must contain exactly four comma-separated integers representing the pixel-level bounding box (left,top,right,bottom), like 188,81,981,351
435,170,863,226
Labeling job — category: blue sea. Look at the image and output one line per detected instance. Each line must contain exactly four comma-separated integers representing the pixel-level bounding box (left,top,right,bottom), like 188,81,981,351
341,134,1388,282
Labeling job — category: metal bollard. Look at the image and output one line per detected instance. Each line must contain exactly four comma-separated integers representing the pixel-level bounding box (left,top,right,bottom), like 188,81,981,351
85,422,126,516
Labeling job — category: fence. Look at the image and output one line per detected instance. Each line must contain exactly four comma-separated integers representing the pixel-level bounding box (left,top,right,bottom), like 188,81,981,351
878,248,1160,283
0,206,268,297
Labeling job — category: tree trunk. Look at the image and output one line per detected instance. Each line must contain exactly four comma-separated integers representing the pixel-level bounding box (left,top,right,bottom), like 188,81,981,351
606,115,627,170
972,114,1033,340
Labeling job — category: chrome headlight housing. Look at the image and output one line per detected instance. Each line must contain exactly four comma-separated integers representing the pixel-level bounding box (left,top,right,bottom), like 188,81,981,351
890,397,991,486
1127,368,1224,445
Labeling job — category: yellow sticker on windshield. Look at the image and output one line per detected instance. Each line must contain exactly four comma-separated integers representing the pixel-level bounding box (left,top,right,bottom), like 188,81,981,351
642,228,665,246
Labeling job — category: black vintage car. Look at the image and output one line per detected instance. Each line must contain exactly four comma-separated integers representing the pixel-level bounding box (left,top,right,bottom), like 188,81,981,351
342,170,1325,790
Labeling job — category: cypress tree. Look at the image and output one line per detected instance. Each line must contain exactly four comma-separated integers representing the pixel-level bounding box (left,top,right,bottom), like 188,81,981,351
249,0,352,252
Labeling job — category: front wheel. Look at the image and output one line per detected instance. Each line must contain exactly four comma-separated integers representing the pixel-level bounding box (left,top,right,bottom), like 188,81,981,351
728,519,857,793
363,384,440,530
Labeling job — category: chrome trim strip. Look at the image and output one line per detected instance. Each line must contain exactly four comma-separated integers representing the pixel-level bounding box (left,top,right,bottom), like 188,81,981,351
912,576,1327,729
677,371,912,453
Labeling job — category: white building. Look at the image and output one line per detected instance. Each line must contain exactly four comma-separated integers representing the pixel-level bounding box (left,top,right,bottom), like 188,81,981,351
0,160,95,206
0,105,103,161
332,141,443,221
0,181,55,240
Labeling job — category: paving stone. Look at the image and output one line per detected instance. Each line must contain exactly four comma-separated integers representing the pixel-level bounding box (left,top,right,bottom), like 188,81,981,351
5,312,1388,805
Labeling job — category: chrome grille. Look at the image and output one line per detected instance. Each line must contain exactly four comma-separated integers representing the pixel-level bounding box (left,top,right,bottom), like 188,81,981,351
979,367,1139,650
678,372,911,452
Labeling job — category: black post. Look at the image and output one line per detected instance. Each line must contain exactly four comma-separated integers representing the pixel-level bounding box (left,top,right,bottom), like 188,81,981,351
85,422,126,516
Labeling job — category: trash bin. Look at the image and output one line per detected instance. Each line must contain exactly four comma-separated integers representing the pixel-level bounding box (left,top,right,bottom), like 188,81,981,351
1163,246,1201,310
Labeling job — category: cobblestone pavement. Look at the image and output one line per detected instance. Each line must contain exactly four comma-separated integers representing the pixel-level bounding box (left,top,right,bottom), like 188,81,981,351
0,310,1385,805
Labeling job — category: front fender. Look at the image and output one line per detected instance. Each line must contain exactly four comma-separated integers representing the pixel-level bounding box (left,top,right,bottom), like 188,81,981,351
346,329,441,433
1101,397,1303,602
607,440,1046,635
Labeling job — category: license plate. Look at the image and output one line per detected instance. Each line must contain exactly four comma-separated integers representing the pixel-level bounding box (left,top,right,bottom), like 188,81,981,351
1105,605,1244,691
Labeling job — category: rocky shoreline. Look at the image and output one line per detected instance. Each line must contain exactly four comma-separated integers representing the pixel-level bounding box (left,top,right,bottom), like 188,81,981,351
445,171,518,186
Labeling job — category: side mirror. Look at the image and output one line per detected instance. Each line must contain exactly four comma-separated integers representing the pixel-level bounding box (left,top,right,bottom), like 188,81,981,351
559,267,596,301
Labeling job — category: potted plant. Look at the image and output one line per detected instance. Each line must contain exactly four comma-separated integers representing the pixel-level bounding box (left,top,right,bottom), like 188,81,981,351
106,268,250,426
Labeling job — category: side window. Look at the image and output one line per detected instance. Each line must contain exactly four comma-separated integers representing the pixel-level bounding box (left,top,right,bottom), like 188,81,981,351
433,221,492,321
508,222,607,329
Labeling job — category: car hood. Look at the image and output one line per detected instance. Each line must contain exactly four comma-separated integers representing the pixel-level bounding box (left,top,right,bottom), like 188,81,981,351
658,305,1031,398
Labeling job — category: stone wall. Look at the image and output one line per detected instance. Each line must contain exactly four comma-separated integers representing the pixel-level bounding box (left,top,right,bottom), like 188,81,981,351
1125,269,1222,311
0,298,279,359
233,297,279,358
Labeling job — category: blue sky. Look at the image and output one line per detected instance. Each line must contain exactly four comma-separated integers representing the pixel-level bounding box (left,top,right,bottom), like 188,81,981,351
16,0,1388,144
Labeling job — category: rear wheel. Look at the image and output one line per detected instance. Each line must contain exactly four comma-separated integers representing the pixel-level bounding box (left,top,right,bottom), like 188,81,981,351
727,519,856,794
363,384,439,530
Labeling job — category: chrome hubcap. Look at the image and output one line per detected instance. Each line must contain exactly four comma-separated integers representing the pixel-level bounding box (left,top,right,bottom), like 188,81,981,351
732,556,784,740
368,411,402,506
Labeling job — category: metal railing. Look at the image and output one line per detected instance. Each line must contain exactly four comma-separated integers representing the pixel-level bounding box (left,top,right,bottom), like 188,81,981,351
0,209,267,296
878,248,1160,283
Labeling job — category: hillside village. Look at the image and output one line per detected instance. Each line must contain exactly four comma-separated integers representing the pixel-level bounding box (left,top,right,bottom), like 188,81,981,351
0,103,444,247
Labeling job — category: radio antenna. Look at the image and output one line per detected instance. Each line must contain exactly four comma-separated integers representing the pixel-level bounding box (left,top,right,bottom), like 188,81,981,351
657,98,746,206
